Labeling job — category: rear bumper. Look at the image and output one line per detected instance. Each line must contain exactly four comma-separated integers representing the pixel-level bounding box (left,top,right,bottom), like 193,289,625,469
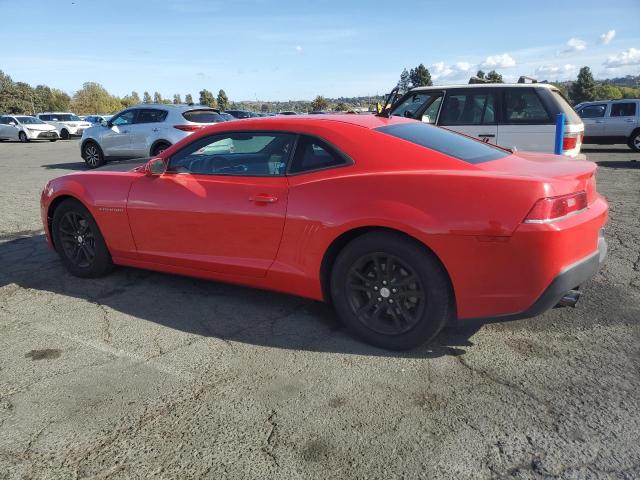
458,230,607,325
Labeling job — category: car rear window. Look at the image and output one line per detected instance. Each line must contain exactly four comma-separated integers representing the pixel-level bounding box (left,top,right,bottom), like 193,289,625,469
182,110,225,123
550,89,582,125
375,122,509,164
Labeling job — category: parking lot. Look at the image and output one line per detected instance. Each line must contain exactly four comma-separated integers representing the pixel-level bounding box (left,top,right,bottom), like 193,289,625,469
0,140,638,479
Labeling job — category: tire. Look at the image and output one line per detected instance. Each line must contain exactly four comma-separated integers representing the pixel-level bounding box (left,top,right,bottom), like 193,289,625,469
51,199,113,278
330,231,452,350
629,131,640,152
60,129,70,140
151,142,171,156
49,139,57,142
18,131,28,143
82,141,105,168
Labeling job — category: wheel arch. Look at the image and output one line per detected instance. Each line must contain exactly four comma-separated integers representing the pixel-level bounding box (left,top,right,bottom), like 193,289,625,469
80,138,103,158
47,194,92,248
319,226,456,311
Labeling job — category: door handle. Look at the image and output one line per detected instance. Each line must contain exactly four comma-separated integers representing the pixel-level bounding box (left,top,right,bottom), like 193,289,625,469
251,194,278,204
625,119,634,123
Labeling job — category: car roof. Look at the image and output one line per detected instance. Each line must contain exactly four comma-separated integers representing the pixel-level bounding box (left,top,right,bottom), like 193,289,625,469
38,112,75,114
578,99,640,104
408,83,557,93
199,113,414,130
127,104,219,111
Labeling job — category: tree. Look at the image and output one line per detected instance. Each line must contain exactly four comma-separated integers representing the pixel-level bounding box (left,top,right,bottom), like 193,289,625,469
121,91,141,108
409,64,432,88
143,91,152,103
260,103,269,112
570,67,596,104
71,82,121,114
216,89,229,111
334,102,348,111
199,89,217,108
185,93,193,104
397,68,410,93
153,91,163,103
476,70,486,79
485,70,504,83
310,95,329,111
173,94,182,104
594,84,622,101
131,91,140,103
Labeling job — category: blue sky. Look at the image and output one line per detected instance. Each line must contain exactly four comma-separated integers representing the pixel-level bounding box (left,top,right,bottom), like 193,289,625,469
1,0,639,101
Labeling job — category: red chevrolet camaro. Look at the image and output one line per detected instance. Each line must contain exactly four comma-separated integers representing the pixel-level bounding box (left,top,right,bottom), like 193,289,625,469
41,114,608,350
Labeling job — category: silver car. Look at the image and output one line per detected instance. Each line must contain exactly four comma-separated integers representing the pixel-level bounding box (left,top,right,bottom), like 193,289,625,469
79,104,227,168
0,115,59,142
576,99,640,151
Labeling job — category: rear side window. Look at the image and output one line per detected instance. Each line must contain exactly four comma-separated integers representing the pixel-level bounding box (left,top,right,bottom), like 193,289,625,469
39,115,51,121
440,92,496,125
182,109,225,123
504,89,550,123
376,122,509,164
289,135,350,174
610,103,636,117
578,104,607,118
136,109,168,124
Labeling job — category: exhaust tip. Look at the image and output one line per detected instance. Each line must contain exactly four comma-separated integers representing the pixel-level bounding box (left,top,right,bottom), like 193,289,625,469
557,289,582,308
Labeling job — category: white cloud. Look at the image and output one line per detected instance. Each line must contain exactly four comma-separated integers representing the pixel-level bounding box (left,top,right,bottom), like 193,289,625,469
561,37,587,54
295,45,303,53
480,53,516,69
534,64,576,77
604,47,640,68
429,61,474,81
599,29,616,45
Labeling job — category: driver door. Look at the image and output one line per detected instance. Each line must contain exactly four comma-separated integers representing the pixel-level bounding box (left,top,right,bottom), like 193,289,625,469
126,131,294,277
100,109,136,157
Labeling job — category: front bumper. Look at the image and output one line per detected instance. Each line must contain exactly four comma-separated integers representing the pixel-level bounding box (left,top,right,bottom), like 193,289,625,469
460,230,607,325
27,129,59,140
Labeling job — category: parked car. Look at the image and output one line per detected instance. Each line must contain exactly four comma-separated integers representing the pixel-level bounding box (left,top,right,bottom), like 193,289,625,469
41,114,607,350
225,110,253,119
80,104,227,168
84,115,113,126
0,115,59,142
36,112,92,140
278,111,298,115
219,112,236,121
575,99,640,151
391,83,584,158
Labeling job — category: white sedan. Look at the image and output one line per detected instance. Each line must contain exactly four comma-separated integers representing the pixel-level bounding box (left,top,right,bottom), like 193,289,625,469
0,115,59,142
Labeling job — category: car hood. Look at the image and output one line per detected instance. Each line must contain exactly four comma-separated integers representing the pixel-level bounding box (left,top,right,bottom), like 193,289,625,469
23,124,57,131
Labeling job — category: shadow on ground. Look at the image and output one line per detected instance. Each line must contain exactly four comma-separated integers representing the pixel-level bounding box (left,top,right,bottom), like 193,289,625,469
0,235,478,358
596,160,640,170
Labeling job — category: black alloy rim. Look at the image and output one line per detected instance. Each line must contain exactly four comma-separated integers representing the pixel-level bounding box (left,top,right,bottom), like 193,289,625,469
346,253,425,335
58,211,96,268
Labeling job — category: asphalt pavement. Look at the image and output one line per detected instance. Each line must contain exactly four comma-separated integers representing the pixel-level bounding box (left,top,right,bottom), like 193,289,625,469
0,140,638,479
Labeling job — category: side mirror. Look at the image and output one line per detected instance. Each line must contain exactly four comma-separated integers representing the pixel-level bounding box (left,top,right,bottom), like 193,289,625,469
145,157,165,176
100,119,108,127
9,122,16,126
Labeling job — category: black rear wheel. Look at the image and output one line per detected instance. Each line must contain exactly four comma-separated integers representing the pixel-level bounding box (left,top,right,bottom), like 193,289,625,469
19,131,28,143
60,129,70,140
52,199,113,277
83,142,105,168
331,231,452,350
629,131,640,152
151,142,171,156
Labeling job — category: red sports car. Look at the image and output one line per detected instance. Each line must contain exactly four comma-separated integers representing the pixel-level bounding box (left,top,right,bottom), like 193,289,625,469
41,115,608,350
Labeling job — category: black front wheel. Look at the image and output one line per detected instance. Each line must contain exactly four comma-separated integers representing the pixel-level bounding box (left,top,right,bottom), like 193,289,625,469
52,199,113,277
60,129,70,140
83,142,105,168
331,231,452,350
151,142,171,156
19,132,28,143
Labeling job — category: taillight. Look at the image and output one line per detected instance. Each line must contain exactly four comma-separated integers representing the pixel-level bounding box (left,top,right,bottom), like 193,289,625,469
562,132,582,151
524,191,588,223
174,124,203,132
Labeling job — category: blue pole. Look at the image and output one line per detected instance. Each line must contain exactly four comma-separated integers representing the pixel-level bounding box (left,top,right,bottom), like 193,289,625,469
554,112,565,155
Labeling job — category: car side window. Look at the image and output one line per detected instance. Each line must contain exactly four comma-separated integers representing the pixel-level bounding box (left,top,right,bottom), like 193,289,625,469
111,110,136,126
578,104,607,118
168,132,295,176
136,109,168,124
289,135,350,174
504,89,550,123
39,115,50,121
610,103,636,117
439,92,496,126
0,118,8,125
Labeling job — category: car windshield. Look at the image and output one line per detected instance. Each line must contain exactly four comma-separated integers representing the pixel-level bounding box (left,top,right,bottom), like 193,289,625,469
375,122,510,164
15,116,45,124
52,114,81,121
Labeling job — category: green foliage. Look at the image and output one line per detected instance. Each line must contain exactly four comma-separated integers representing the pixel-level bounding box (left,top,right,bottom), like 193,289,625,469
334,102,348,111
143,91,152,103
310,95,329,111
121,91,140,108
397,69,410,93
185,94,194,104
217,89,229,111
71,82,122,114
173,94,182,104
260,103,269,112
485,70,503,83
594,84,623,100
476,70,485,79
619,86,640,99
570,67,596,104
199,89,217,108
153,91,162,103
409,64,432,88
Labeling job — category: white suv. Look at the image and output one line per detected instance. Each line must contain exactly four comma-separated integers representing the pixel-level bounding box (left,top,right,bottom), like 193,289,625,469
36,112,92,140
391,83,584,158
575,99,640,151
79,104,227,168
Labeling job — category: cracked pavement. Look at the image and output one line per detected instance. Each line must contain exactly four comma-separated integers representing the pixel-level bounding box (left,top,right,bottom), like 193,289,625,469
0,141,639,479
